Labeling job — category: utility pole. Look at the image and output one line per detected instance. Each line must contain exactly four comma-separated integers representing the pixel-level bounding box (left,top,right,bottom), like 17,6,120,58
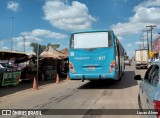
36,44,39,87
143,30,150,52
11,17,14,51
23,37,26,52
138,44,141,50
146,25,157,51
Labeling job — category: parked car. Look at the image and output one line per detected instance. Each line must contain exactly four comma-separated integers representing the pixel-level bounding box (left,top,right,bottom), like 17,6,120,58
125,59,131,66
0,63,7,72
0,63,19,71
134,61,160,118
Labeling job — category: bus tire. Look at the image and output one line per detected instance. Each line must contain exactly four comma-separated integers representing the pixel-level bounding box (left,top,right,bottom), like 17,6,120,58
118,76,122,81
117,72,122,81
119,67,123,81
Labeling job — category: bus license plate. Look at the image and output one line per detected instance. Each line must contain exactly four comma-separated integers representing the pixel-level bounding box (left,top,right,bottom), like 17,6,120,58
88,67,95,70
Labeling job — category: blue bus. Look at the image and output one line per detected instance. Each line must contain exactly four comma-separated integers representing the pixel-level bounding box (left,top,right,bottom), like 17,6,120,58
69,30,125,81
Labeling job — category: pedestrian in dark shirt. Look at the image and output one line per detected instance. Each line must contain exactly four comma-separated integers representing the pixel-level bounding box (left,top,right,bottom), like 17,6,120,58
57,60,61,75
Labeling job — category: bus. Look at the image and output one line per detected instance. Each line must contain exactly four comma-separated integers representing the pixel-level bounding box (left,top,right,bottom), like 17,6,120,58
69,30,125,81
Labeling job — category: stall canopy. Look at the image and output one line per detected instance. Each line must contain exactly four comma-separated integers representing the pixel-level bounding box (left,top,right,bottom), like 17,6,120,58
14,52,36,63
0,50,28,60
60,48,68,56
39,46,68,59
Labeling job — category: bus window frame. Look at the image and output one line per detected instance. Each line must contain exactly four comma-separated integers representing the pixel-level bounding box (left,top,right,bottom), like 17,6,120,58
70,31,113,49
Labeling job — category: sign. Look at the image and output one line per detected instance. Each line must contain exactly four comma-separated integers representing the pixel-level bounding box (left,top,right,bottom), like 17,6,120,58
149,51,154,57
2,72,21,86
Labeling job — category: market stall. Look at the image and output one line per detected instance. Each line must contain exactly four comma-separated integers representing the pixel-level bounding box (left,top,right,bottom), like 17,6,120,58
39,46,68,80
60,48,69,75
0,50,28,86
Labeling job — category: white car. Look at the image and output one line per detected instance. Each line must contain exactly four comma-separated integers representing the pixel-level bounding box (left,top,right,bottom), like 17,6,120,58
125,59,131,66
134,61,160,118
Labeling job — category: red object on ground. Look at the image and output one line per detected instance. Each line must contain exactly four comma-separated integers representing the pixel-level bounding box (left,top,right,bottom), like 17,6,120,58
33,77,38,90
56,73,60,84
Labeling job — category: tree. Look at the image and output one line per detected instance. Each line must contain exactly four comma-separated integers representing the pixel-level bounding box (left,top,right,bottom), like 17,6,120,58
124,52,129,60
30,43,61,55
30,43,46,56
47,43,60,49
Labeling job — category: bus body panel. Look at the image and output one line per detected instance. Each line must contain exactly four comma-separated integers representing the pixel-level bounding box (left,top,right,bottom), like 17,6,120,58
69,30,125,80
69,47,116,80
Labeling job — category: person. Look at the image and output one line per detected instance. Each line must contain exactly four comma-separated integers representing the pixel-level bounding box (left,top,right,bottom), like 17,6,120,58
57,60,61,75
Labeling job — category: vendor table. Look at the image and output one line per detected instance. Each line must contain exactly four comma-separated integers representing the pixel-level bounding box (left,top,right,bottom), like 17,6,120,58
0,71,21,86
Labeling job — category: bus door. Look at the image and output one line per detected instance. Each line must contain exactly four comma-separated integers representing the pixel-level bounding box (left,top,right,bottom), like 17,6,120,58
115,40,120,79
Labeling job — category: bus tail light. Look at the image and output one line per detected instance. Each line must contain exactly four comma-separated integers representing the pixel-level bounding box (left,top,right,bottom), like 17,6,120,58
110,61,115,68
108,60,115,73
153,100,160,117
69,62,76,73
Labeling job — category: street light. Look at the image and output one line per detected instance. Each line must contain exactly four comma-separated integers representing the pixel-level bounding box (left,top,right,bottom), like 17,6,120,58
11,17,14,51
23,37,26,52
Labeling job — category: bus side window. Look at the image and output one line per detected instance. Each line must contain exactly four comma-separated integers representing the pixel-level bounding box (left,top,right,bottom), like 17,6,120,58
114,38,118,55
108,33,112,47
70,35,74,49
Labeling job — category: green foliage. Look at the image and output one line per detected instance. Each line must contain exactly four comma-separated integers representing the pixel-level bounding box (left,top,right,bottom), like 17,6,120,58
47,43,60,49
125,56,129,60
30,43,60,55
124,51,129,60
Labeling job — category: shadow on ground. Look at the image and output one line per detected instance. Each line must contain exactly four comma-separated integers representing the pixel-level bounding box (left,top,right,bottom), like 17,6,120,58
78,71,138,89
0,77,66,97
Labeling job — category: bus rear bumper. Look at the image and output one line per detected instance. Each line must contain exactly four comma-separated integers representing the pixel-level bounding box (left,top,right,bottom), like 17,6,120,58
69,73,116,80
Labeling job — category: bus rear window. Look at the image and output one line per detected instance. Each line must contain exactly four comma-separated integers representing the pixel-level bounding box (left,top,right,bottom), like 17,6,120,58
70,32,112,49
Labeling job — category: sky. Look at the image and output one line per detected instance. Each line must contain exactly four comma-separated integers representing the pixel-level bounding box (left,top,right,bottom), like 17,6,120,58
0,0,160,58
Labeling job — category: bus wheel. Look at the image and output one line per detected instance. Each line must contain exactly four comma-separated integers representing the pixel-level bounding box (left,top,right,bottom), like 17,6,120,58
118,76,122,81
117,74,122,81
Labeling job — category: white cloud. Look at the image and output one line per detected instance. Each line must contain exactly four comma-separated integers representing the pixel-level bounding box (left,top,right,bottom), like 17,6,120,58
7,1,19,12
0,40,5,46
21,29,67,39
43,0,96,31
134,0,160,11
13,36,43,43
17,41,31,47
11,28,67,52
2,47,9,50
117,36,123,41
135,41,147,45
127,44,132,47
112,0,160,36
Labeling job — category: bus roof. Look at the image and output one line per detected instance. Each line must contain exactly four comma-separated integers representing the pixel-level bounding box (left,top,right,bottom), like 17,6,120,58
70,29,113,35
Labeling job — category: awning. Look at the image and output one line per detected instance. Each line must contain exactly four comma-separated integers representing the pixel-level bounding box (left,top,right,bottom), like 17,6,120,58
39,46,68,59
